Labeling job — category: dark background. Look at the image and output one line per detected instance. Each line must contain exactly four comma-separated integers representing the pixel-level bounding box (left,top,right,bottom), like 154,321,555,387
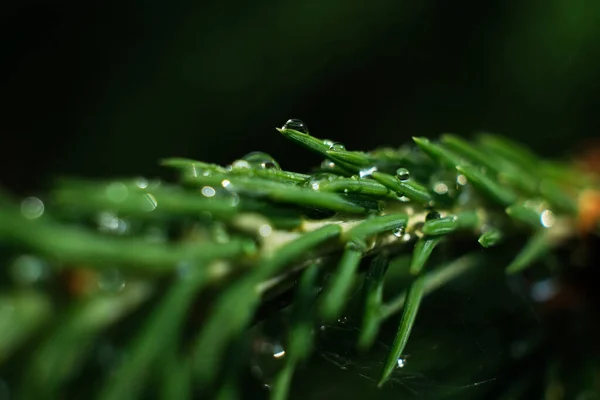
2,0,600,193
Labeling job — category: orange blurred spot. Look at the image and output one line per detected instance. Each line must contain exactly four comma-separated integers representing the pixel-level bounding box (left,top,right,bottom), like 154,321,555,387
65,268,99,297
578,190,600,235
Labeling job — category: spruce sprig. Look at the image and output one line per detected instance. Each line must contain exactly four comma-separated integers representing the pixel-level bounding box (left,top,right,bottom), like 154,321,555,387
0,119,597,398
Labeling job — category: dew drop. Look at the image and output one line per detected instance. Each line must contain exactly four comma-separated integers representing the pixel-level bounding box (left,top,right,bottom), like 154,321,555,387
396,358,406,368
320,160,337,170
396,168,410,182
106,182,129,203
456,174,468,186
282,119,308,133
142,193,158,211
10,254,48,285
258,224,273,238
433,182,449,195
359,166,377,178
329,142,346,151
201,186,216,197
242,151,281,170
272,343,286,359
20,196,44,219
97,212,128,234
135,177,149,189
303,173,336,190
392,226,405,238
323,139,335,148
540,209,555,228
397,195,410,203
231,159,251,169
98,268,126,293
426,211,441,221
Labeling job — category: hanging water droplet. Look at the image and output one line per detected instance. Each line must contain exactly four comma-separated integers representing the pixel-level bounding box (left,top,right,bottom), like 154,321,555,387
272,343,286,359
98,268,126,293
329,142,346,151
396,168,410,182
426,211,441,221
396,357,406,368
20,196,44,219
10,254,49,285
392,226,405,237
282,119,308,133
242,152,281,170
359,166,377,178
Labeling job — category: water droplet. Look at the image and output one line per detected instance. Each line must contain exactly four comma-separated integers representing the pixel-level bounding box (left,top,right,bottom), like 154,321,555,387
106,182,129,203
397,195,410,203
242,152,281,170
456,174,468,186
351,175,359,180
258,224,272,237
201,186,216,197
97,212,128,234
135,177,149,189
20,196,44,219
231,159,251,169
359,166,377,178
142,193,158,211
221,179,232,189
320,160,337,170
303,173,336,190
329,142,346,151
396,168,410,181
540,209,555,228
10,254,48,285
98,268,126,293
392,226,405,237
229,192,240,207
396,357,406,368
272,343,286,358
282,119,308,133
433,182,449,195
323,139,335,148
426,211,441,221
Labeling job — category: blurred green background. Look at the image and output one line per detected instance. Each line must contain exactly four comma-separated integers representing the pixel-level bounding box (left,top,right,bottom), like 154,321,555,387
2,0,600,194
